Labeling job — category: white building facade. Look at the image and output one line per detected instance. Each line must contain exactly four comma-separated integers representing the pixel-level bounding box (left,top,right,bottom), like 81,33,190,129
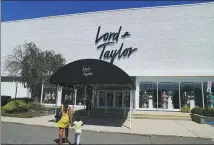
1,2,214,110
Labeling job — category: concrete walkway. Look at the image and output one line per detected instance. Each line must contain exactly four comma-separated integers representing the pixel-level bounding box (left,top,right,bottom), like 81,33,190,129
1,115,214,139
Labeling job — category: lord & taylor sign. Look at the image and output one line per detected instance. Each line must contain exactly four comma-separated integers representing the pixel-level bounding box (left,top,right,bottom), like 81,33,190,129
95,26,138,64
82,66,93,77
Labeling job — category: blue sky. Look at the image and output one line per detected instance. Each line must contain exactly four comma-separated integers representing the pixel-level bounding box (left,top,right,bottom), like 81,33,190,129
2,1,210,22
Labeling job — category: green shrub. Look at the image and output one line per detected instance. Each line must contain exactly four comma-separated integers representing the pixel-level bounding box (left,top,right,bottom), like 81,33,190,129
9,97,35,103
191,107,214,117
2,100,28,113
28,102,44,111
181,104,190,113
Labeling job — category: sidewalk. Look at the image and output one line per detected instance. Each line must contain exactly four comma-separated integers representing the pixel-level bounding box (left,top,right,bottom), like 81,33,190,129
1,115,214,139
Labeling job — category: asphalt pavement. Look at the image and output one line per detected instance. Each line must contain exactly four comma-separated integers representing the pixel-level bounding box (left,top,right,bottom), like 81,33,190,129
1,122,214,144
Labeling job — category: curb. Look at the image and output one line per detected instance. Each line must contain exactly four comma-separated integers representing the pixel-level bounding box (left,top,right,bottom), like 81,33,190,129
1,120,212,140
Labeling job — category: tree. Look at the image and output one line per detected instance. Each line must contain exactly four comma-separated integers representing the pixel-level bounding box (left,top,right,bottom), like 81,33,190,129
4,42,66,99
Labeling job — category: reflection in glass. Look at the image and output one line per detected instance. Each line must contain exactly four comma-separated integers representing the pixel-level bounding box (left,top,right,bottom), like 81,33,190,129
99,91,105,106
203,82,214,108
61,87,74,105
139,83,157,108
42,87,57,104
76,86,93,106
116,92,122,107
106,92,113,107
124,92,130,107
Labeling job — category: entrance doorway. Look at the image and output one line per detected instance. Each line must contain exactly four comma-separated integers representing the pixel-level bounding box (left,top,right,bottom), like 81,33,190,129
96,90,130,109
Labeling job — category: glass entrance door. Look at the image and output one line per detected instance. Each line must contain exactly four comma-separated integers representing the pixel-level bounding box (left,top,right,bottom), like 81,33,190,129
115,92,122,107
106,91,113,107
124,92,130,107
99,91,105,107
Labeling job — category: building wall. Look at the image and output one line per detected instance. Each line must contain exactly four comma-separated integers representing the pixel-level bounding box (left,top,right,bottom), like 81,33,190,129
2,2,214,77
1,82,31,98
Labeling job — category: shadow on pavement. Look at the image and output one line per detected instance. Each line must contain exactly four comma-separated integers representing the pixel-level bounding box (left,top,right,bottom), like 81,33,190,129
73,108,129,127
54,138,72,145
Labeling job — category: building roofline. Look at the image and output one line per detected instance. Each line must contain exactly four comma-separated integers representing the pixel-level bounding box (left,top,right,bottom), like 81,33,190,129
3,2,214,24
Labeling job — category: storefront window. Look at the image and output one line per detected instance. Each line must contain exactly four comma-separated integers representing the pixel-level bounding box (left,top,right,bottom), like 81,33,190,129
203,82,214,108
158,82,179,109
61,87,74,105
116,92,122,107
180,82,203,109
139,82,157,109
42,85,57,104
76,86,93,106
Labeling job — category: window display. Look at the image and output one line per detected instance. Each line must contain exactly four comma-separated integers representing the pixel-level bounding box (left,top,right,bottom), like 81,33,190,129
61,87,74,105
158,82,179,109
42,86,57,104
139,83,156,109
161,91,167,109
181,82,202,109
75,86,93,106
203,82,214,108
140,91,148,108
208,93,214,108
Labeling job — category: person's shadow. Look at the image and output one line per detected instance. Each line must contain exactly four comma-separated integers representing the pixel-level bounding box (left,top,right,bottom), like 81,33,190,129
54,138,74,145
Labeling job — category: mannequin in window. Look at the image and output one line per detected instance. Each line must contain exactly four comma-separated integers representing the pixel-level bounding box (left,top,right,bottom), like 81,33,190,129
65,94,69,103
209,93,214,108
44,93,48,103
48,92,51,103
52,92,56,104
162,91,167,109
141,91,148,108
183,92,188,105
188,91,195,109
68,93,73,104
167,91,173,109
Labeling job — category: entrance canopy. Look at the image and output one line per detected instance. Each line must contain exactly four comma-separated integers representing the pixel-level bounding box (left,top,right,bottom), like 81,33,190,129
49,59,133,87
49,59,134,129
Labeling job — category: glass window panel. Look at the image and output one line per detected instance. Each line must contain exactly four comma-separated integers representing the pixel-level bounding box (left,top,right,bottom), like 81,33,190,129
139,82,157,109
106,92,114,107
61,87,74,105
203,82,214,108
42,86,57,104
99,91,105,106
116,92,123,107
180,82,203,108
124,92,130,107
158,82,179,109
76,86,93,106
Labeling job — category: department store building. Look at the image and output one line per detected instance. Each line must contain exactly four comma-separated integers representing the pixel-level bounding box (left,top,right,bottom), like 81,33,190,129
1,2,214,111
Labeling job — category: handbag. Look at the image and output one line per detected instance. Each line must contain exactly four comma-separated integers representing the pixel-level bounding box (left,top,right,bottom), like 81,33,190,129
55,106,62,121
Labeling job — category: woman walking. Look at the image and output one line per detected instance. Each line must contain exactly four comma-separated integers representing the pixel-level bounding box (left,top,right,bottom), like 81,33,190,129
57,100,72,145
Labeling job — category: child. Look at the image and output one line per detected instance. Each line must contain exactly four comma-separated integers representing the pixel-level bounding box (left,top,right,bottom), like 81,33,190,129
72,118,83,145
